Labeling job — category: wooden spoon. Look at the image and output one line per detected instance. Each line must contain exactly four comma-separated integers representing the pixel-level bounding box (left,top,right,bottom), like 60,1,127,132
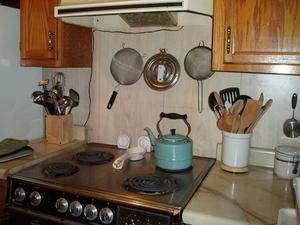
230,99,244,132
217,116,232,132
213,91,226,116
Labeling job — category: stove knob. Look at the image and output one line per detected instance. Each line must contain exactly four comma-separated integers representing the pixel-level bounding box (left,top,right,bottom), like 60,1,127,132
29,191,42,206
55,197,69,213
99,207,114,224
69,201,83,217
84,204,98,221
14,187,26,202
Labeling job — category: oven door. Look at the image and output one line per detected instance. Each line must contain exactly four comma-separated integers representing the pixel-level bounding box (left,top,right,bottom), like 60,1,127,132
9,213,61,225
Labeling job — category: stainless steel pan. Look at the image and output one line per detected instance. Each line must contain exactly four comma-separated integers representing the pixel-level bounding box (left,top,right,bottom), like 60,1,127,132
107,47,143,109
184,41,214,113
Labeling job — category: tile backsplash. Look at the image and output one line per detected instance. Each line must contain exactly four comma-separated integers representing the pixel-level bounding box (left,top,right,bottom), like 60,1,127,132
43,25,300,158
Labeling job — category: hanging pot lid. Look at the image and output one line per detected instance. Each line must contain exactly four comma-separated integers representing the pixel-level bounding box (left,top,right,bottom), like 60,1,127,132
143,49,180,91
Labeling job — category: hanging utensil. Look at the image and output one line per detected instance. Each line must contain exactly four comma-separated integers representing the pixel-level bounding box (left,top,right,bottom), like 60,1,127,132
283,93,300,138
107,47,143,109
184,41,214,113
143,49,180,91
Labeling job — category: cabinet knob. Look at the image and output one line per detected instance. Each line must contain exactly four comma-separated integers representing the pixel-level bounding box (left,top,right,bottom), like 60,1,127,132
226,26,231,54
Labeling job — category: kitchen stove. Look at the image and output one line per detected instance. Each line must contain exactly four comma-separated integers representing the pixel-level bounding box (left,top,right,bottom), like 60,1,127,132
7,143,215,225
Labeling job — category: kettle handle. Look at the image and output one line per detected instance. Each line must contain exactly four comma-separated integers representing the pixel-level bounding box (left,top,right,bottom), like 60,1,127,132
157,112,191,138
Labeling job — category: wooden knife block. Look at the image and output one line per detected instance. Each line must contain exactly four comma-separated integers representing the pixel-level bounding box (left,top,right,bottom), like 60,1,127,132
46,114,73,144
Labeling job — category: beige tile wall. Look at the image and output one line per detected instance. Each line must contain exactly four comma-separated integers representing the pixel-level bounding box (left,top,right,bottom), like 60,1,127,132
43,25,300,158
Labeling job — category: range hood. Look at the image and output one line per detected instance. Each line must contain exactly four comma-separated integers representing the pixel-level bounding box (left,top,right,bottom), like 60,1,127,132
54,0,213,29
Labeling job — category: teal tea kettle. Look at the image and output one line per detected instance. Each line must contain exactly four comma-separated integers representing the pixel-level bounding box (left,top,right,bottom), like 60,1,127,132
145,112,193,171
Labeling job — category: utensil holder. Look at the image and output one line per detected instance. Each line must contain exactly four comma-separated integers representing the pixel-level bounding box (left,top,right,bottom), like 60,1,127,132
221,131,252,173
46,114,73,144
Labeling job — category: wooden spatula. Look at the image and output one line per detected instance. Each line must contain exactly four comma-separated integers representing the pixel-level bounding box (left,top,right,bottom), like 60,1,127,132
237,99,263,133
245,99,273,134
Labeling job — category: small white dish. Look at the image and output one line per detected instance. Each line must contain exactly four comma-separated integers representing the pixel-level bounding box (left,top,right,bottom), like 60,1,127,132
117,134,130,149
138,135,152,152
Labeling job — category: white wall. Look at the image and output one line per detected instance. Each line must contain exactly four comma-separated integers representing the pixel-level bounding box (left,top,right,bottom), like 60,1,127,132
44,23,300,158
0,6,43,140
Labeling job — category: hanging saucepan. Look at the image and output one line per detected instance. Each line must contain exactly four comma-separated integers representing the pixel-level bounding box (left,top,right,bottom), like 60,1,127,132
184,41,214,113
143,49,180,91
107,47,144,109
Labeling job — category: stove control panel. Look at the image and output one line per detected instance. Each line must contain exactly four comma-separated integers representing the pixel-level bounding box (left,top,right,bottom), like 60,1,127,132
9,178,172,225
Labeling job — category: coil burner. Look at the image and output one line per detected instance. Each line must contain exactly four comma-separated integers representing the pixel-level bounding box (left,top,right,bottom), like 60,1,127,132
42,162,79,178
123,174,177,195
72,150,114,165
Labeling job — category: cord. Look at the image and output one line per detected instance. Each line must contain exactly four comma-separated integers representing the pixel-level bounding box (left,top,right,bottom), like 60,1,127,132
84,29,95,127
94,26,184,34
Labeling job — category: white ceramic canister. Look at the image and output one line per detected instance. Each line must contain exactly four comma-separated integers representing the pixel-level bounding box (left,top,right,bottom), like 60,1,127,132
222,131,252,170
274,146,300,179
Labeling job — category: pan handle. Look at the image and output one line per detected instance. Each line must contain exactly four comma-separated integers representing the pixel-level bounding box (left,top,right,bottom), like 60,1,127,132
107,91,118,109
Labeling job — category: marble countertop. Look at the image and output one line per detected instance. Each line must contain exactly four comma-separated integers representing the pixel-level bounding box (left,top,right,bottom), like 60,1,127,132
183,162,294,225
0,139,85,179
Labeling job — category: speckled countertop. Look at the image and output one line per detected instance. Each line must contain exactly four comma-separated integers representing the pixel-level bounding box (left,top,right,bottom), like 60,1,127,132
0,139,85,179
183,162,294,225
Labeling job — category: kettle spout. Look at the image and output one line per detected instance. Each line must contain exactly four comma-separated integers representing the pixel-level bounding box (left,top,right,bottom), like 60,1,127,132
144,127,157,147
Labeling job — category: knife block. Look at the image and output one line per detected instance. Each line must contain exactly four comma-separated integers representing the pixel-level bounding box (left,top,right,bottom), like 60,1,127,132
46,114,73,144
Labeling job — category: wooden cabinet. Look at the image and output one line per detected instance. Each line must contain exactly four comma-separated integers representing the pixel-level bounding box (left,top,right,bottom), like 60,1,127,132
20,0,92,67
212,0,300,75
0,180,7,218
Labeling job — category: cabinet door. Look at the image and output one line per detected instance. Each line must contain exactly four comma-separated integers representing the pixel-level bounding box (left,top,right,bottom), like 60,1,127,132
213,0,300,74
20,0,58,60
0,180,7,213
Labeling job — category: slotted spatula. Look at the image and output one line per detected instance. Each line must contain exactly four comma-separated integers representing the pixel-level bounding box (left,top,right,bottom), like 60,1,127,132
219,87,240,105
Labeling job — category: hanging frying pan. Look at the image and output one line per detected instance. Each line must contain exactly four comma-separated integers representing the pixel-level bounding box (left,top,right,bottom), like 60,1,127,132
184,41,214,113
107,47,143,109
